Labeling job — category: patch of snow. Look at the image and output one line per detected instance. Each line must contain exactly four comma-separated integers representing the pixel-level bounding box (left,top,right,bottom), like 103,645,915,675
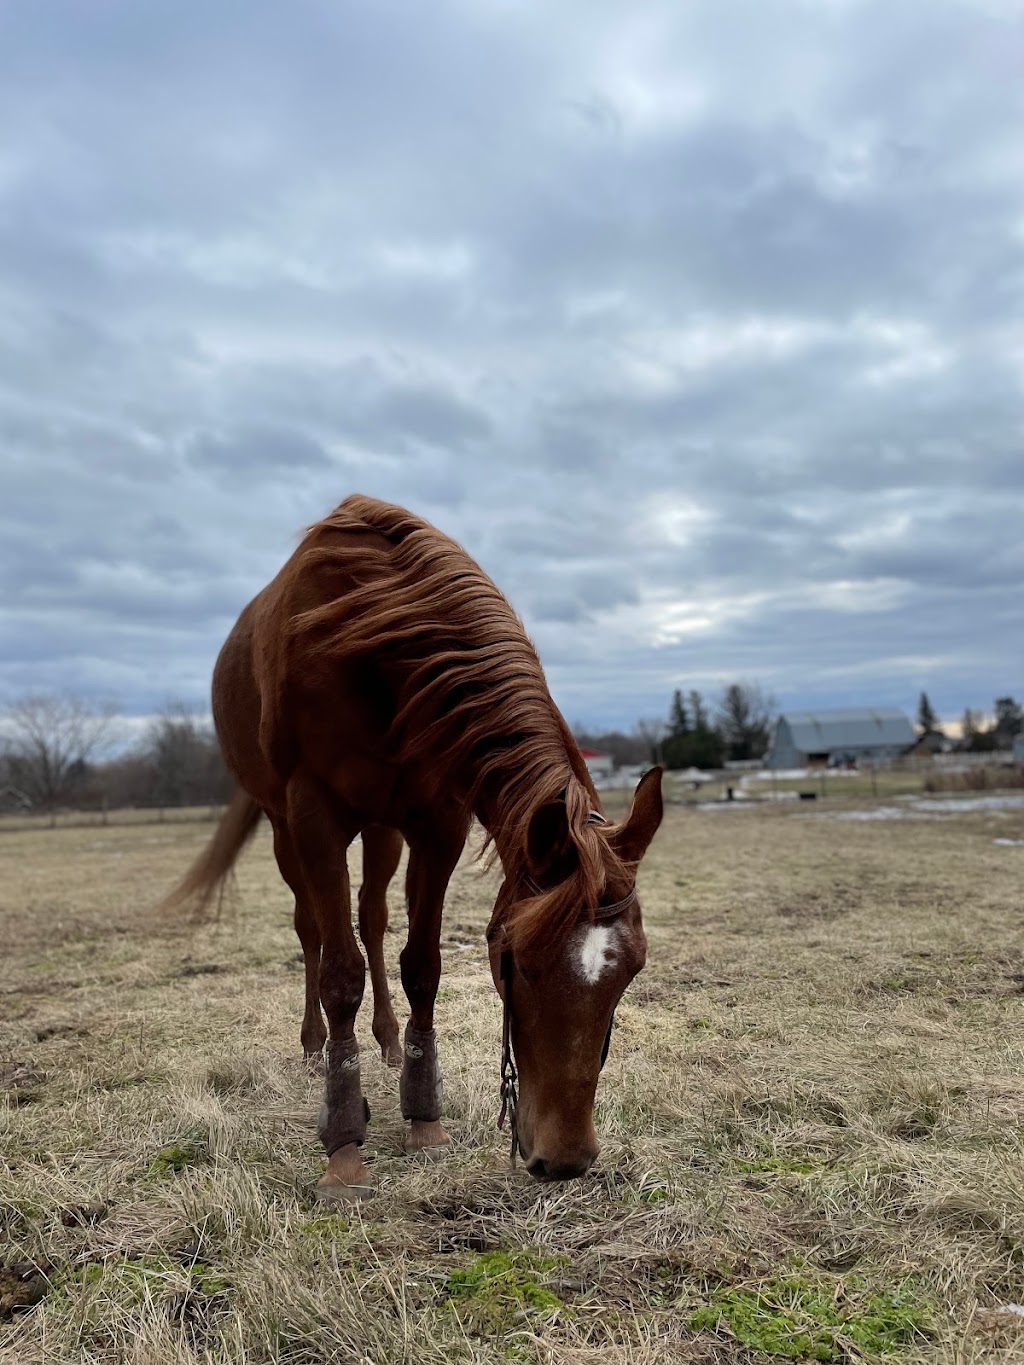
672,767,714,784
993,838,1024,847
695,800,758,811
748,768,863,782
910,795,1024,814
828,806,911,822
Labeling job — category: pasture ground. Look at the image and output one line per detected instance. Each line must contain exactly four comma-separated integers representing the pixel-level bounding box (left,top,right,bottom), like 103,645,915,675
1,794,1022,1363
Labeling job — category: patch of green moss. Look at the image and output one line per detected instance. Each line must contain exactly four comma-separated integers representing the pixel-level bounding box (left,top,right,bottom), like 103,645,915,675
446,1249,566,1335
687,1274,930,1360
297,1211,389,1255
300,1210,353,1235
876,972,917,993
636,1184,671,1205
148,1129,208,1178
62,1256,230,1305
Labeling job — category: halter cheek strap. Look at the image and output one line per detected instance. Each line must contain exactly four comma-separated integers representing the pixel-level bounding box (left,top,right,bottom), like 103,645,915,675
497,950,519,1161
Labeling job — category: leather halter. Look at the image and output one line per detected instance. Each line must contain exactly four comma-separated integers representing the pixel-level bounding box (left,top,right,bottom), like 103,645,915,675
488,809,637,1165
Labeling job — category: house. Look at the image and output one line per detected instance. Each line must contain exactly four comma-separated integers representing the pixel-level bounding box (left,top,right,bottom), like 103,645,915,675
578,747,614,782
909,730,950,760
1014,735,1024,763
765,708,916,770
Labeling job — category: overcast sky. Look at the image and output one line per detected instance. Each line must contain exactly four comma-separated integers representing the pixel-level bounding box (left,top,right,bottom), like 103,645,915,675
1,0,1021,737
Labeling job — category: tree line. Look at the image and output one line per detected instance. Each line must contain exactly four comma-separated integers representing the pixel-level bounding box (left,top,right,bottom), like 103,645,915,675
0,696,233,820
1,686,1020,818
581,685,1024,774
917,691,1022,752
3,684,775,814
576,682,775,771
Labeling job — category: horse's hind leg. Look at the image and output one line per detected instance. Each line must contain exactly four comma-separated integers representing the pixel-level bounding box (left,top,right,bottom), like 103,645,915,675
271,820,327,1061
359,825,403,1068
285,777,372,1201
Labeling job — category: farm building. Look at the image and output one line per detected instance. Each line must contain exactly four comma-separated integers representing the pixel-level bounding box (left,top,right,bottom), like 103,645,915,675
908,730,951,759
578,747,614,781
765,708,916,770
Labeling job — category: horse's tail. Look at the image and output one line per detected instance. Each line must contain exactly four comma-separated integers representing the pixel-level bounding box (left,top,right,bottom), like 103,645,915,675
158,788,263,922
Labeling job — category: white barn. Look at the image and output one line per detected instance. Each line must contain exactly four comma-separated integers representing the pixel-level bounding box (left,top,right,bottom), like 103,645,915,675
766,708,915,770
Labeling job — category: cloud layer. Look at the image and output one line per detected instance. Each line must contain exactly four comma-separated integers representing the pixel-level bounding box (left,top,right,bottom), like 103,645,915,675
1,0,1021,731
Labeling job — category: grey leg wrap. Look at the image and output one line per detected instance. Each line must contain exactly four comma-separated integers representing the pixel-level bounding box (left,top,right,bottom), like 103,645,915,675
317,1037,369,1154
399,1024,443,1122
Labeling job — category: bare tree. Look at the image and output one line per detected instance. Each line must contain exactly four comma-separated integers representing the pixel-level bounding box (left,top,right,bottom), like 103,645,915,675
716,682,775,762
634,717,668,766
145,702,230,809
2,695,116,823
571,724,648,767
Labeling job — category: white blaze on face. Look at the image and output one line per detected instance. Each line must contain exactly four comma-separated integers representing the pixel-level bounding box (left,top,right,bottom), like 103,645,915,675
577,922,619,984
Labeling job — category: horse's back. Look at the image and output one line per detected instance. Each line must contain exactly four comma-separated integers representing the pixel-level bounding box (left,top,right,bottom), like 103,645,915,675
211,502,431,818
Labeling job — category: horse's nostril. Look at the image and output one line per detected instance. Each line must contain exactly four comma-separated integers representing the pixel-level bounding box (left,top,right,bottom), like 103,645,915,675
547,1161,591,1181
526,1155,593,1182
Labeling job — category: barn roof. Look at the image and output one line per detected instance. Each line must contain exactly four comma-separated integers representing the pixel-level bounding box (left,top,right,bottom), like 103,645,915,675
780,708,915,752
578,747,611,760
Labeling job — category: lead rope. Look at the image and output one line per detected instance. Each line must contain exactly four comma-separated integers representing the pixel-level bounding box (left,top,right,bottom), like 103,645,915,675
497,950,519,1165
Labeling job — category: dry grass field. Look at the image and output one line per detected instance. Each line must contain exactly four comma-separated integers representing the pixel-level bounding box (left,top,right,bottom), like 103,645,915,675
2,792,1023,1363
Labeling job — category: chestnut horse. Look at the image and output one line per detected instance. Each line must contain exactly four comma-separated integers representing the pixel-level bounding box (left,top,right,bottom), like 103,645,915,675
162,496,662,1200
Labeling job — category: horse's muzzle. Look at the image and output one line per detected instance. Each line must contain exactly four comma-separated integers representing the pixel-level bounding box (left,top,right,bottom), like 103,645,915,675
524,1150,597,1182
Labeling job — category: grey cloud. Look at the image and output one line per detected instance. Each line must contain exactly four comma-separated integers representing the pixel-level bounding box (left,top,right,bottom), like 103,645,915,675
186,426,337,478
0,0,1021,730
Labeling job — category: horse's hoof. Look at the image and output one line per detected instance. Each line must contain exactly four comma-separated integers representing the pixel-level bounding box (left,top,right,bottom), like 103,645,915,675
404,1119,451,1160
312,1177,376,1204
315,1144,375,1202
405,1143,448,1164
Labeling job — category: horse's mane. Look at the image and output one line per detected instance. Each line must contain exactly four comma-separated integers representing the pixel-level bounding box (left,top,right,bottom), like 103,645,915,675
286,495,628,954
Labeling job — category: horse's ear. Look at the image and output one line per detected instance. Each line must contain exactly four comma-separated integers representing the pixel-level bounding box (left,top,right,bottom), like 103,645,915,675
526,800,573,882
610,767,663,866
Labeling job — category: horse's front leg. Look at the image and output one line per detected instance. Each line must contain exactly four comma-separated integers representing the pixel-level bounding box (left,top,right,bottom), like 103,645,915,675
398,816,468,1158
286,778,372,1201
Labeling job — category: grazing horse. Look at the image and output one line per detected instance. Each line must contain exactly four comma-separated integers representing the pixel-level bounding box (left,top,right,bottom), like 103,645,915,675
162,496,662,1200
